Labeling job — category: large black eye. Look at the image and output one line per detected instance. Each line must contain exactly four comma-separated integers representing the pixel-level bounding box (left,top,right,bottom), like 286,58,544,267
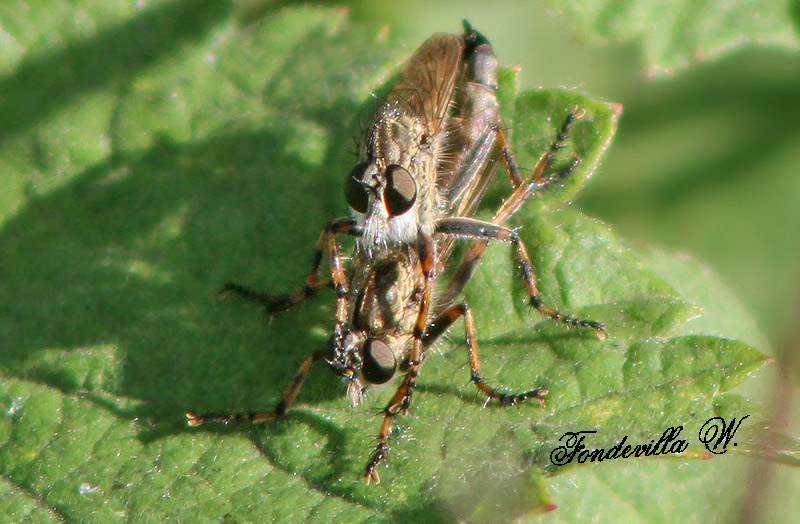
361,338,397,384
344,162,370,213
384,165,416,216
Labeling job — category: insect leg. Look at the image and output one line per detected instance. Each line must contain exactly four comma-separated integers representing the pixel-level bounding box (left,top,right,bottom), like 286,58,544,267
189,219,361,427
220,280,333,313
364,233,435,485
221,216,362,315
186,349,327,426
328,217,355,350
437,217,606,338
494,107,586,223
425,302,548,406
495,126,524,189
439,108,586,307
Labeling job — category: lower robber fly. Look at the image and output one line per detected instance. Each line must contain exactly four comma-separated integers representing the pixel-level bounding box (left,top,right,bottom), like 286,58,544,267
186,21,606,484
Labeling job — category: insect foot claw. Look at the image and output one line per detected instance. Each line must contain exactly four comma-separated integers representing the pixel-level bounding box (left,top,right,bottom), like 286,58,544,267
591,322,608,340
216,284,232,300
364,468,381,485
185,412,204,427
523,388,549,406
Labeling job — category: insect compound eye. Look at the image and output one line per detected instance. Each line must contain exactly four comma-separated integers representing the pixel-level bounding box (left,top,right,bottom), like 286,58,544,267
344,162,370,213
383,165,417,217
361,338,397,385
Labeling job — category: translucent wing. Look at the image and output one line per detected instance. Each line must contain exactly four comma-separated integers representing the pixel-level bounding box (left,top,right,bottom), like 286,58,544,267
383,33,464,137
437,23,503,219
436,34,505,281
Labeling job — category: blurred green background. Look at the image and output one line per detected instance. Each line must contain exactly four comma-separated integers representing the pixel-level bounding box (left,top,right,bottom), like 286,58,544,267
1,0,798,522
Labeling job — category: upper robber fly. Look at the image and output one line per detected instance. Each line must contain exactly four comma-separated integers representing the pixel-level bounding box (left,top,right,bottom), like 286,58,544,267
344,20,504,253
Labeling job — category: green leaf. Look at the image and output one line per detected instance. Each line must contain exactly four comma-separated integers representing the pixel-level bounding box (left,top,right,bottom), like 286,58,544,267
504,90,623,205
0,4,790,524
558,0,800,76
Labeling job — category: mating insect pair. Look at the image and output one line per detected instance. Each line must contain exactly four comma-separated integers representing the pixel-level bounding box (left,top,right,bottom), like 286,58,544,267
187,21,606,484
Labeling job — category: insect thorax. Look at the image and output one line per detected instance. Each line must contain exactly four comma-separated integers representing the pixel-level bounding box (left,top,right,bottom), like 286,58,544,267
349,246,425,335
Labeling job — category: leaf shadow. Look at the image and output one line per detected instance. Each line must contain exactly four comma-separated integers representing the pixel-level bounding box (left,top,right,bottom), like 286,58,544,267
0,89,360,427
0,0,232,147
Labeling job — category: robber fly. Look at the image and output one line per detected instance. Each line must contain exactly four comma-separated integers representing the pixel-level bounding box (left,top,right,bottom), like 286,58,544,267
187,21,605,484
